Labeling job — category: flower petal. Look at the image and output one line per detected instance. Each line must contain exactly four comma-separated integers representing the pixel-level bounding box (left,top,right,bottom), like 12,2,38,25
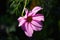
31,24,37,31
24,8,28,14
17,17,23,22
35,27,42,31
33,14,44,16
32,6,43,16
32,14,44,21
25,22,28,31
31,23,42,31
18,19,26,27
21,23,26,31
24,8,28,17
25,23,33,37
31,20,42,27
28,11,32,16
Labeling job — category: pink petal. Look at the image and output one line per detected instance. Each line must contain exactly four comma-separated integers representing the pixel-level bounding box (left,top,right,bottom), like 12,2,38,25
32,14,44,21
25,22,28,31
31,23,42,31
32,6,43,16
21,23,26,31
18,19,26,27
35,27,42,31
31,24,37,31
17,17,23,22
24,8,28,14
18,16,26,22
31,20,42,27
25,23,33,37
33,14,44,16
24,8,28,17
28,11,32,16
18,16,27,27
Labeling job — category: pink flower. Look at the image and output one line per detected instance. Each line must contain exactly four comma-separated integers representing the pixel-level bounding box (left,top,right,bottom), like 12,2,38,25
18,6,44,37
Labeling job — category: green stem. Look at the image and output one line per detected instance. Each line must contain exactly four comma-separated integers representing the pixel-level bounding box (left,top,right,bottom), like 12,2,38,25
21,0,27,16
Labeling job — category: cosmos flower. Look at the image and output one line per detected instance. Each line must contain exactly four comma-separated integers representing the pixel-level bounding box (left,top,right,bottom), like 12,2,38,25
18,6,44,37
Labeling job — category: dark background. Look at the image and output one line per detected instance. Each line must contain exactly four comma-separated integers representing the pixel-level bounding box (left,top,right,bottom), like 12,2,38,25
0,0,60,40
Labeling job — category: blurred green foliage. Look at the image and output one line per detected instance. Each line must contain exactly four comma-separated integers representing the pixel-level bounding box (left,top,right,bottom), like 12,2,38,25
0,0,60,40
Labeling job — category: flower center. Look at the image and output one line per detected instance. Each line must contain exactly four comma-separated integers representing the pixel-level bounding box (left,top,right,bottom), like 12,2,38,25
26,16,32,22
